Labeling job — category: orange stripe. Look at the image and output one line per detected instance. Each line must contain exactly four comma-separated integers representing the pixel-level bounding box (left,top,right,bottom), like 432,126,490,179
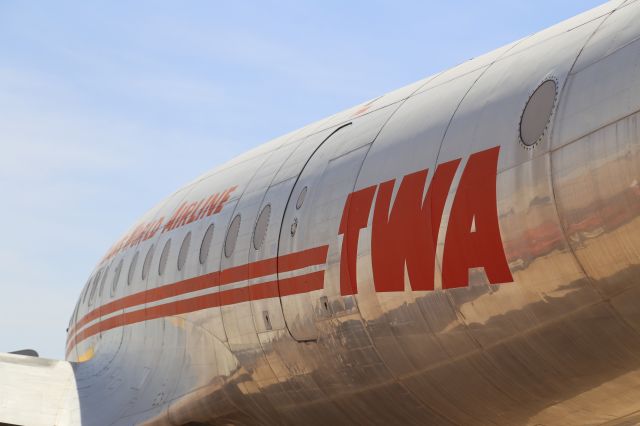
67,245,328,352
279,245,329,272
278,271,325,296
67,271,320,357
68,270,220,337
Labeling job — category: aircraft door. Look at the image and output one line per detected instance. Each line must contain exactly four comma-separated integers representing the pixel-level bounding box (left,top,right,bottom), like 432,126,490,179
277,107,395,341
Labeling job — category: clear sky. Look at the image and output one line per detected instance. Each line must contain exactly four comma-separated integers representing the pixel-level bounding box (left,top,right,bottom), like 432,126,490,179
0,1,606,359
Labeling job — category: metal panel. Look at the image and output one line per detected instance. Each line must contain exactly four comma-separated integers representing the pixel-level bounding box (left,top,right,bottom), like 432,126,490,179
277,107,397,341
55,3,640,425
553,0,640,149
352,67,486,381
553,110,640,297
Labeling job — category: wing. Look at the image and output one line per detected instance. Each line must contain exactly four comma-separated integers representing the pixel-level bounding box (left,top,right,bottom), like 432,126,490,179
0,352,80,426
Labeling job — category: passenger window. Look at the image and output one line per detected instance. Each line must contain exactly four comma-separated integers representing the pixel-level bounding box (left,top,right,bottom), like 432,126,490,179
178,232,191,271
98,266,109,297
111,259,123,296
127,251,139,286
82,277,92,303
225,215,241,258
88,269,101,306
159,239,171,276
199,224,215,265
253,205,270,250
142,244,155,280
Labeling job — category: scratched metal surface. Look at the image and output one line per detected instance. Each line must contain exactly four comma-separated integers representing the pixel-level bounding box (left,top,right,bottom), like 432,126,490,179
62,1,640,425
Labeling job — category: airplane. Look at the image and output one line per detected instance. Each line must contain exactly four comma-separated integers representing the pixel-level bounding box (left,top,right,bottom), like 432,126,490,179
3,1,640,425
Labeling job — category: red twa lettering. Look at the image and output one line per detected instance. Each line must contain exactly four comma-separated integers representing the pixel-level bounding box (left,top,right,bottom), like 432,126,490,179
442,146,513,288
371,159,460,292
337,145,512,296
338,186,376,295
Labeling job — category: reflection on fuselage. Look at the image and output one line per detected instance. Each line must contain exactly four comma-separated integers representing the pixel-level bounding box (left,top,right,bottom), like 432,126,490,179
65,2,640,425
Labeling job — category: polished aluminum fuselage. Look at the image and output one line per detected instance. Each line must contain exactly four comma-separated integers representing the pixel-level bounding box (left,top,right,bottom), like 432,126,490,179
66,2,640,424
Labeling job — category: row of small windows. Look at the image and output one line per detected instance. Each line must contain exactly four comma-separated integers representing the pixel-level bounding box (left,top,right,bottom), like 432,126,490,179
80,203,276,307
85,267,112,307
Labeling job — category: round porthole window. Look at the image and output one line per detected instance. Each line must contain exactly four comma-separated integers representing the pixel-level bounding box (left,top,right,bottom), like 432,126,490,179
200,224,215,265
178,232,191,271
225,215,241,258
159,239,171,276
520,79,557,147
253,205,271,250
127,251,139,286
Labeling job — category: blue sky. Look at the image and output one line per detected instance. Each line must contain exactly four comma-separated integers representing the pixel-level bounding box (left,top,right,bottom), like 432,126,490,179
0,1,605,359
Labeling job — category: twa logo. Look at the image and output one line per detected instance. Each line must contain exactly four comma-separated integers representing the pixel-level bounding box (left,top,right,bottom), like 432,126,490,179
338,146,513,296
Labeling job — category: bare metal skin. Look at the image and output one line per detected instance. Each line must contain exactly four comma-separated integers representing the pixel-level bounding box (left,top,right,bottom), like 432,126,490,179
3,1,640,425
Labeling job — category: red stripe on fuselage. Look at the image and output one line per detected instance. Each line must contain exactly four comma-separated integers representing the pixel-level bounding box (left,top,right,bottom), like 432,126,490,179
66,246,329,356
